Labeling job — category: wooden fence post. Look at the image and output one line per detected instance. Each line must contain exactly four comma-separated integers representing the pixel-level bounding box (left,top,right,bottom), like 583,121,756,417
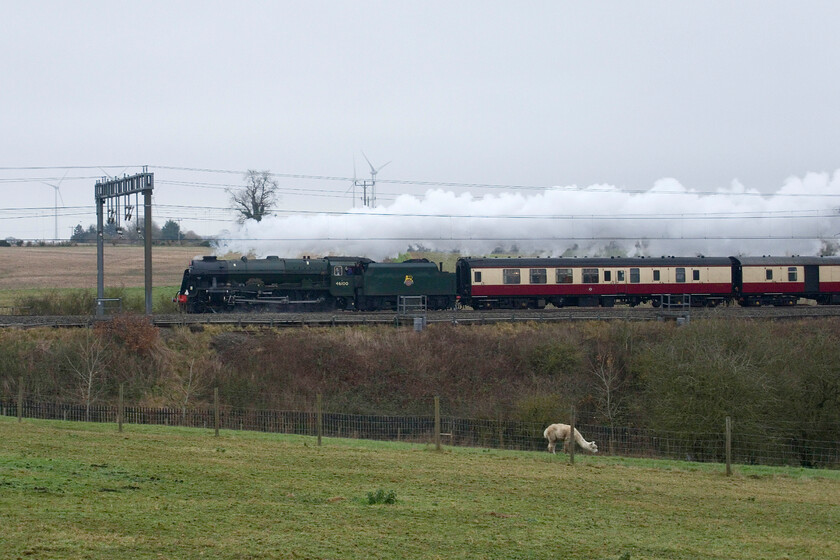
118,383,124,433
18,376,23,423
568,405,576,465
434,396,441,451
317,393,323,446
725,416,732,477
214,387,220,437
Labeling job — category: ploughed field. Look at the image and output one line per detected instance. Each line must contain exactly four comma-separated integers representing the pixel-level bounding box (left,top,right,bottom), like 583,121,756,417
0,245,201,290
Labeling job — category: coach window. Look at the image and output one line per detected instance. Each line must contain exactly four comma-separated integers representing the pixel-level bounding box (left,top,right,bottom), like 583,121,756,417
474,271,482,283
788,267,798,281
765,269,773,281
556,268,573,284
676,268,686,283
503,269,521,284
692,269,700,281
617,270,625,282
653,270,661,282
604,270,612,282
582,268,599,284
630,268,640,283
530,268,547,284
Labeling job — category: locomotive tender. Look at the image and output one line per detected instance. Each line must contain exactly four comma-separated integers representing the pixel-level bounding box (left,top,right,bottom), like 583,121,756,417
176,254,840,313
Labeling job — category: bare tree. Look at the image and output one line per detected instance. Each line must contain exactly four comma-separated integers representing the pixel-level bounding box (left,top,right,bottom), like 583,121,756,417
161,327,218,419
591,351,624,427
65,329,109,421
229,169,279,223
590,346,627,456
172,356,219,419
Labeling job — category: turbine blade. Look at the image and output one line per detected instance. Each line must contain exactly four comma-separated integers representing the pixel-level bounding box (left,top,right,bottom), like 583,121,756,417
362,151,375,173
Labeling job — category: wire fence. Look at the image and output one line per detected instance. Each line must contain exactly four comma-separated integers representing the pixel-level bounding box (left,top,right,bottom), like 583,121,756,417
2,397,838,470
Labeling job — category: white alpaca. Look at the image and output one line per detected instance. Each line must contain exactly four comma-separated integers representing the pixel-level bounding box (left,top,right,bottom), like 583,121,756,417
543,423,598,454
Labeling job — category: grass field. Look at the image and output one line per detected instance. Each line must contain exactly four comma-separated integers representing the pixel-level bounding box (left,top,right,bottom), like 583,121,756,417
1,417,838,559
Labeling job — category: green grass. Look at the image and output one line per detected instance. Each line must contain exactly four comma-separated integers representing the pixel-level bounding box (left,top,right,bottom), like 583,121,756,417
1,417,838,559
0,288,39,308
0,286,180,313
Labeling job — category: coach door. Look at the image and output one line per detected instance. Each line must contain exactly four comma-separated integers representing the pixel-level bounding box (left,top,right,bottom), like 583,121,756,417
804,265,819,293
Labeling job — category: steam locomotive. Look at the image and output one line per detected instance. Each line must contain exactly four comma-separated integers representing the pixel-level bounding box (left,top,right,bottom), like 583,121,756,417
175,254,840,313
175,255,456,313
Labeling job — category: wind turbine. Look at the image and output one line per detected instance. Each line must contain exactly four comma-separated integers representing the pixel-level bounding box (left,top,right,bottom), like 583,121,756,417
361,152,390,208
42,171,67,241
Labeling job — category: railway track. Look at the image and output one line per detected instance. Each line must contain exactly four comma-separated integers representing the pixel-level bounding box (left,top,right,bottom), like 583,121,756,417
1,304,840,329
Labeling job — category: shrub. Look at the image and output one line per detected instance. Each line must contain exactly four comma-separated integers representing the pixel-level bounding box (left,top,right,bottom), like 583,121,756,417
13,289,97,315
94,314,159,355
366,489,396,505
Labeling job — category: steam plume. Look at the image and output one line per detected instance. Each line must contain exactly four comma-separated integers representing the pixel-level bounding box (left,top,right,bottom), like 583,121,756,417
216,170,840,260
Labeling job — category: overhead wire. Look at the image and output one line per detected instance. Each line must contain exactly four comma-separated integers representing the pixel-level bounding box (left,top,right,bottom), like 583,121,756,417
2,164,840,242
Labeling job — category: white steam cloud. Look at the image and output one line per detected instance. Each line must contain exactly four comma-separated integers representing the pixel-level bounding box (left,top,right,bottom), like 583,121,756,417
216,170,840,260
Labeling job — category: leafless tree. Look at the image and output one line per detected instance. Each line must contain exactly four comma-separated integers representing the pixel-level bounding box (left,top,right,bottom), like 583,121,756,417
591,351,624,427
65,329,109,421
172,356,219,419
590,347,627,456
229,169,279,223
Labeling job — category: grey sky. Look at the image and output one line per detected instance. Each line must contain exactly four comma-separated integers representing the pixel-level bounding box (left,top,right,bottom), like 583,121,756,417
2,1,839,255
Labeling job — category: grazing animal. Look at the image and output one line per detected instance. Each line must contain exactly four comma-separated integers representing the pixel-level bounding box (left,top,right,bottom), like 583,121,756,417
543,423,598,454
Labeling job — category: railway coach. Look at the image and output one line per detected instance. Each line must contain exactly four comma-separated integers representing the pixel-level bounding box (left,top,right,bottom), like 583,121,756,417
735,256,840,306
456,256,735,309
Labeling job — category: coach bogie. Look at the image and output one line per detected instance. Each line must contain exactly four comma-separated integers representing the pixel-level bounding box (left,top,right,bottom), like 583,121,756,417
739,294,798,307
627,296,644,307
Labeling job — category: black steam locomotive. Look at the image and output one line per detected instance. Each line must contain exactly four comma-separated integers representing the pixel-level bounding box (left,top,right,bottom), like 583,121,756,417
175,255,456,313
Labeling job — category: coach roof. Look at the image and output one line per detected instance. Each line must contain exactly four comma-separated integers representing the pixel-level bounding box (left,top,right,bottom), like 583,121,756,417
736,256,840,266
459,256,733,268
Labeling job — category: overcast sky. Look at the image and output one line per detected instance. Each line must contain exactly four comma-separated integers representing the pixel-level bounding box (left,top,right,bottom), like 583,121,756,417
2,1,839,257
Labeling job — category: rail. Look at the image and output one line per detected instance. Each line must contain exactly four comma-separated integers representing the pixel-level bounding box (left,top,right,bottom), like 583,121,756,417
1,305,839,329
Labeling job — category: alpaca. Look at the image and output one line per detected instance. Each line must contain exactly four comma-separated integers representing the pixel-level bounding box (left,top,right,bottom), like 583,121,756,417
543,423,598,454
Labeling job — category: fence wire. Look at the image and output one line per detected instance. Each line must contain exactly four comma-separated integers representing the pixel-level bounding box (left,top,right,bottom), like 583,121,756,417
1,398,837,469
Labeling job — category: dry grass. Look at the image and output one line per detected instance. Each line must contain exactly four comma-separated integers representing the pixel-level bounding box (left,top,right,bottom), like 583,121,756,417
0,245,206,289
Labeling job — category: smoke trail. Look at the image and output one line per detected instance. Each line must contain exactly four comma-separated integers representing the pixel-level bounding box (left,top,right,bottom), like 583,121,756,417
216,170,840,260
